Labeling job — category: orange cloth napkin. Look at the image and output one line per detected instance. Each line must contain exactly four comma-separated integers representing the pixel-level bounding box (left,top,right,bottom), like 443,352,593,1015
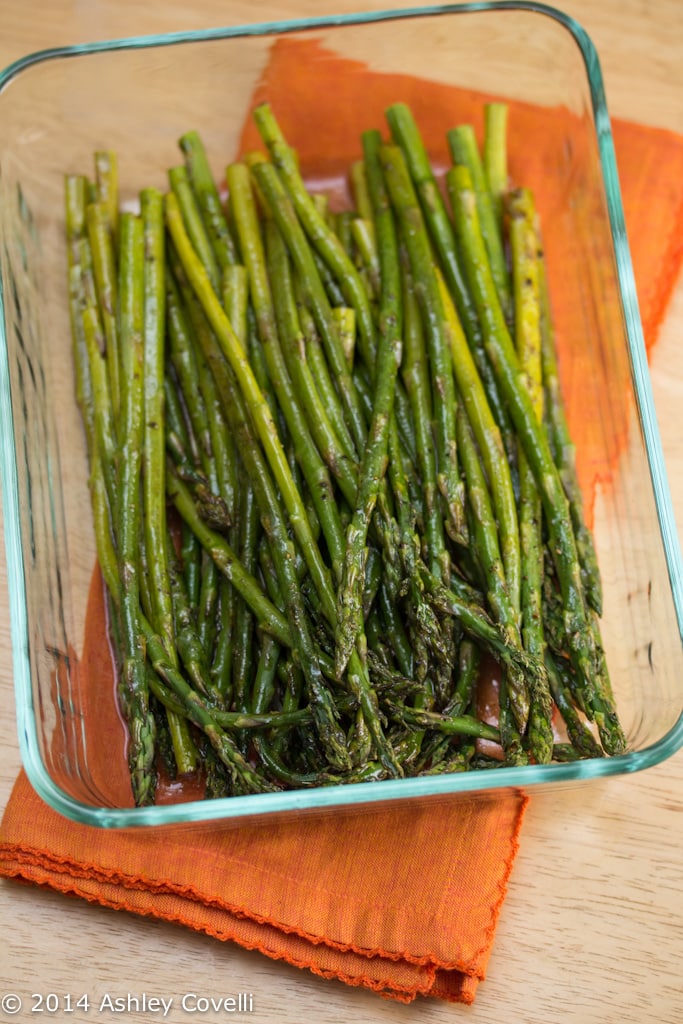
2,38,683,1007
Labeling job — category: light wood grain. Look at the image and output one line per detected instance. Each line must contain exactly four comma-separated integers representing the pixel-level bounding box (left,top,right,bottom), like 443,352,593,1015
0,2,682,1022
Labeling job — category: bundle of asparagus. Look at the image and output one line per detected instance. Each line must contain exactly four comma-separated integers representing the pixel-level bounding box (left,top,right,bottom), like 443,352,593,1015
65,101,625,806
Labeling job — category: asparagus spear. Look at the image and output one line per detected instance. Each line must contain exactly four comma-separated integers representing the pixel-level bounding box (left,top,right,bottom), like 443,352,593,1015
113,213,159,803
165,269,214,475
507,187,553,763
179,129,238,269
93,149,119,249
166,466,290,645
483,103,509,230
545,652,604,760
168,164,220,293
140,190,174,666
164,538,222,705
65,175,92,419
80,284,117,508
229,479,260,728
293,282,358,460
86,200,121,420
140,190,198,776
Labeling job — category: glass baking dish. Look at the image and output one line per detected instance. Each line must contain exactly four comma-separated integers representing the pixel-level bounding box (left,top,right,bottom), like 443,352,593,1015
1,1,682,828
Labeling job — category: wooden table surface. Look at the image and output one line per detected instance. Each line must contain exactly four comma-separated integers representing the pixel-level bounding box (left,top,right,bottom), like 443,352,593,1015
0,1,681,1022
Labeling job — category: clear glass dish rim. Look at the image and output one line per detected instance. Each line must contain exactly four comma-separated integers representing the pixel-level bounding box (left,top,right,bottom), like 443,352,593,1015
0,0,682,828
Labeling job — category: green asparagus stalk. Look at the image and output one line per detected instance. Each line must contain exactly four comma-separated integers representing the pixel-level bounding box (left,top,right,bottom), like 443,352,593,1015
86,200,121,420
293,283,358,460
93,149,119,249
141,620,275,795
419,565,529,687
386,703,501,744
65,176,92,421
497,670,528,766
168,164,220,293
140,189,173,663
116,212,157,803
332,305,357,367
350,218,381,300
482,103,509,230
80,297,117,507
151,682,356,732
385,103,481,367
230,480,260,725
141,188,198,776
165,269,214,476
172,263,240,679
166,539,222,705
179,129,238,269
507,186,553,763
349,159,373,222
